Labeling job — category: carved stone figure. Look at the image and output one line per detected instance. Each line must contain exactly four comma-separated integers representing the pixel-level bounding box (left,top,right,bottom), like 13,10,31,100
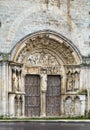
12,71,17,92
74,72,79,90
40,74,47,91
65,97,72,115
67,73,73,91
12,67,22,92
64,97,74,115
66,68,80,91
26,51,59,67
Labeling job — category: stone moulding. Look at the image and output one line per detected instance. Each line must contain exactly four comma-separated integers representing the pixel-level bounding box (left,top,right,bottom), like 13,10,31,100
10,30,82,65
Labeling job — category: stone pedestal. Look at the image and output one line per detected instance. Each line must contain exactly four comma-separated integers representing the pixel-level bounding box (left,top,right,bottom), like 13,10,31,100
8,92,25,117
8,93,15,116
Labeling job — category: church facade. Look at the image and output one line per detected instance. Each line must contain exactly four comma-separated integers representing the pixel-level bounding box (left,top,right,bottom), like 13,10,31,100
0,0,90,117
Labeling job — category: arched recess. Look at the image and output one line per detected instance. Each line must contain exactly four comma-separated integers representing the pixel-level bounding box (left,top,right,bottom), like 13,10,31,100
10,30,82,91
10,30,82,117
11,30,82,64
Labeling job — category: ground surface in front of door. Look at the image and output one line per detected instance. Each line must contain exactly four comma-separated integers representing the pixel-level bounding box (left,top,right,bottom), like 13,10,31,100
0,122,90,130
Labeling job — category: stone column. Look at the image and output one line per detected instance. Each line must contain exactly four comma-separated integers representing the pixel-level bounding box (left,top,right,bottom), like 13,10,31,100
16,95,20,117
87,67,90,111
18,71,22,91
87,88,90,112
21,95,25,117
40,74,47,117
1,62,8,116
20,74,25,117
0,63,2,115
8,66,12,92
21,74,25,92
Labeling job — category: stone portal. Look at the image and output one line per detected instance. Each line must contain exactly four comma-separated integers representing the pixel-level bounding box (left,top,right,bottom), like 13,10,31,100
8,30,85,117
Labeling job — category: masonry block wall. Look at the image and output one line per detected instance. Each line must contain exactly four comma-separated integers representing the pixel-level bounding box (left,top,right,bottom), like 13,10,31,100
0,0,90,55
0,0,90,117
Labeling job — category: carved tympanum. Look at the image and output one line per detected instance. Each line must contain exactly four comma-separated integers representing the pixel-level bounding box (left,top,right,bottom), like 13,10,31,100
26,51,59,67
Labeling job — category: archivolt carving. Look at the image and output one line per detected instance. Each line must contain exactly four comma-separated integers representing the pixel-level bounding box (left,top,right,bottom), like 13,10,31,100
15,34,76,65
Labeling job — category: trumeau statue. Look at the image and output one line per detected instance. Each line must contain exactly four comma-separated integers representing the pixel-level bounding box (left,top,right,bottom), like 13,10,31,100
40,73,47,91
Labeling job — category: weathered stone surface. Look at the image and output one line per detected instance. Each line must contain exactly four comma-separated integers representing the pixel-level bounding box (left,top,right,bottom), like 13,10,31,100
0,0,90,56
0,0,90,117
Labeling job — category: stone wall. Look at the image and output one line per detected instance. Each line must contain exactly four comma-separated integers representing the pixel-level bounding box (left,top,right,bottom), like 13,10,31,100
0,0,90,56
0,0,90,117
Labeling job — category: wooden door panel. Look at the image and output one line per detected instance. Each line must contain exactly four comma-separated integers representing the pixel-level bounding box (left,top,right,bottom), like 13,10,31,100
46,75,61,116
25,75,40,117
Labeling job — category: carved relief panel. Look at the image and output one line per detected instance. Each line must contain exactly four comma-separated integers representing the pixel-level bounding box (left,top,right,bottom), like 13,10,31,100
26,51,59,67
25,50,62,75
66,67,80,92
64,97,74,115
64,96,81,116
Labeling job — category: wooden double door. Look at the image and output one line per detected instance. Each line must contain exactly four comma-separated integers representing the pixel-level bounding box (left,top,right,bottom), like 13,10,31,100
25,75,61,117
